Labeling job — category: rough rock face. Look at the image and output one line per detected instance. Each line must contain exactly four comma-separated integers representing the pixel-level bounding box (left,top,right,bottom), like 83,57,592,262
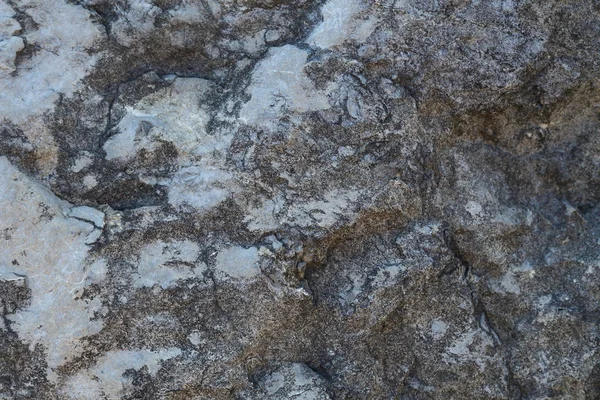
1,0,599,398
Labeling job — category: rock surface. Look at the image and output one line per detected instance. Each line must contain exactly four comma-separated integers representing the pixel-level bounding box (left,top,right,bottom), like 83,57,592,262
1,0,600,398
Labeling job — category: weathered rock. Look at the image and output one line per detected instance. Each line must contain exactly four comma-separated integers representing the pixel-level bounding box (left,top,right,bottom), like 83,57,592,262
1,0,599,398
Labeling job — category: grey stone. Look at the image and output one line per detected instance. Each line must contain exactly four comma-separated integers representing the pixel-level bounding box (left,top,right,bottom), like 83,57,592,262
0,0,599,398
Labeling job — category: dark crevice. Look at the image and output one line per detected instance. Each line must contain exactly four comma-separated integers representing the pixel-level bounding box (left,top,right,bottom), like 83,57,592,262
306,361,333,381
0,300,15,335
442,226,502,346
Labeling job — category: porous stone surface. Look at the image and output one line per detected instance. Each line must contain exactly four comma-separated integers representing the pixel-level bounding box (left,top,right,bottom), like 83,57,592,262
1,0,599,398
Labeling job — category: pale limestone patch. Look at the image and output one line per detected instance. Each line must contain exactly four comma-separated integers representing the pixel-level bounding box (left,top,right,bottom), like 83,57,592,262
263,371,286,395
0,0,100,180
534,301,560,326
0,0,101,123
239,45,332,128
526,209,534,226
168,3,206,24
516,260,534,273
241,29,266,56
564,201,577,216
499,271,521,295
83,228,102,244
338,260,405,311
104,78,216,161
372,263,405,289
103,77,237,213
0,1,16,15
243,196,284,232
83,174,98,189
242,189,360,232
0,36,23,77
71,152,93,173
444,329,495,371
0,3,23,77
259,363,330,399
306,0,378,49
204,0,222,18
111,0,161,47
67,205,105,244
447,330,478,357
338,271,363,307
491,207,522,226
285,189,360,228
60,348,182,400
67,205,105,228
164,165,234,211
0,271,26,283
188,331,203,346
0,157,103,381
490,263,530,295
431,319,448,340
465,200,483,217
215,246,261,280
337,146,356,157
416,222,441,235
86,258,108,285
134,240,205,289
265,29,282,43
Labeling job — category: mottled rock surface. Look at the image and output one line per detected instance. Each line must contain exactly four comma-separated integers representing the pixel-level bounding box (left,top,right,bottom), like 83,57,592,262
1,0,599,398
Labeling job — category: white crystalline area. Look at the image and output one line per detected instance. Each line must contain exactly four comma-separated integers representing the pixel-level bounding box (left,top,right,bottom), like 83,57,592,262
0,0,102,123
104,78,218,161
0,0,102,178
215,246,261,280
260,363,331,399
0,157,104,380
60,348,182,400
0,35,22,76
68,205,105,228
104,77,238,213
243,196,283,232
239,45,332,128
0,2,23,78
242,189,361,231
110,0,161,47
165,165,235,211
284,189,361,228
134,240,206,289
306,0,379,49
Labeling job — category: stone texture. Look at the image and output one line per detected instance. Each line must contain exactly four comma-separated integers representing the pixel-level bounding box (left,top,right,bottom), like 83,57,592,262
0,0,600,398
